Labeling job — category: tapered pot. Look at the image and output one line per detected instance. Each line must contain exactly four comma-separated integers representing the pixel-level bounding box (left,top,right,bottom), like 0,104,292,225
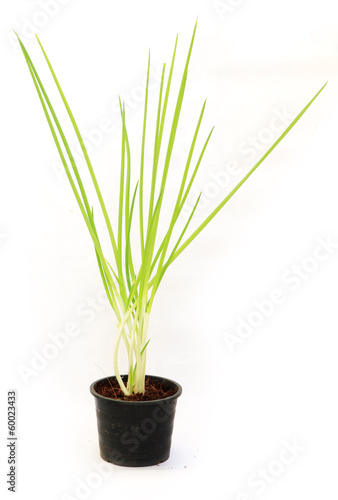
90,375,182,467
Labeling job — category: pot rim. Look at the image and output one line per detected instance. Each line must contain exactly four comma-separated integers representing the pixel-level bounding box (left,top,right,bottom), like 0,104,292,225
90,374,182,405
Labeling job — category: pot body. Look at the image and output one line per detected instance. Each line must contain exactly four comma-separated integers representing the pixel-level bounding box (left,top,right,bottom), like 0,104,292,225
90,375,182,467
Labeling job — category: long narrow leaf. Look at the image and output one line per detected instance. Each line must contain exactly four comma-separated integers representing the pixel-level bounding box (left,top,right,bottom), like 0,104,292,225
149,101,210,291
148,23,197,259
147,63,166,232
35,35,120,264
125,182,139,292
139,52,151,257
167,82,328,268
149,193,201,301
17,34,123,319
117,99,127,302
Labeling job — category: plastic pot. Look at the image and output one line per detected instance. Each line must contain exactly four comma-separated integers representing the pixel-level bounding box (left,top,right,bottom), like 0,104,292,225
90,375,182,467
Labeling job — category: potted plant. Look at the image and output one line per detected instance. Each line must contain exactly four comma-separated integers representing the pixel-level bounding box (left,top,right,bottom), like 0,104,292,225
17,23,326,467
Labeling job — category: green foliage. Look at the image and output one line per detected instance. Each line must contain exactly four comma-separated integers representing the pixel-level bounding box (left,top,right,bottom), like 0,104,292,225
17,24,326,395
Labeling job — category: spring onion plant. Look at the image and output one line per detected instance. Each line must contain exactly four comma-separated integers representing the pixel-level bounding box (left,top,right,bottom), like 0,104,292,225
17,23,326,395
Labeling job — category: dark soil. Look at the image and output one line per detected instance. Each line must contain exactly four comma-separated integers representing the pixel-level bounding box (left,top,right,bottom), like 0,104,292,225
95,376,178,401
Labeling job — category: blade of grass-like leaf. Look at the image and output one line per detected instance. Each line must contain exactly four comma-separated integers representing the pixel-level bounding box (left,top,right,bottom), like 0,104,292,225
105,259,120,285
125,182,139,293
157,23,196,194
17,38,97,266
117,99,127,303
154,36,178,174
17,35,123,318
139,51,150,257
145,36,177,242
91,207,119,311
20,39,114,294
140,339,151,356
94,247,130,353
21,37,122,311
123,107,131,248
176,100,207,203
20,39,114,296
129,191,203,303
147,62,166,232
35,35,120,267
18,36,92,221
178,126,214,212
149,193,201,305
148,23,197,255
167,82,328,268
124,192,165,314
149,101,208,284
170,193,202,260
138,190,165,310
148,122,213,280
120,104,136,291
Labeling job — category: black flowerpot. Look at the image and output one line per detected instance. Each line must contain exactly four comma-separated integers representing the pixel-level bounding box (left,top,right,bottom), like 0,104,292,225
90,375,182,467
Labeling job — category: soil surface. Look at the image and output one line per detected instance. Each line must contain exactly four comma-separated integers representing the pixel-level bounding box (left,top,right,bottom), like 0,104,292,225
95,376,178,401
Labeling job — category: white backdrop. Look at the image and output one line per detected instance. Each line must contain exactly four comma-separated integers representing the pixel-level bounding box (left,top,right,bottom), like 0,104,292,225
1,1,338,499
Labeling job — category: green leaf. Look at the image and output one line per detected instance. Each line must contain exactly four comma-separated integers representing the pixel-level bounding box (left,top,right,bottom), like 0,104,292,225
167,81,328,268
35,35,120,265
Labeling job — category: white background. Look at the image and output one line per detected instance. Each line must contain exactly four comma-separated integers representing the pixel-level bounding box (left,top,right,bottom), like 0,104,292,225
1,1,338,499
